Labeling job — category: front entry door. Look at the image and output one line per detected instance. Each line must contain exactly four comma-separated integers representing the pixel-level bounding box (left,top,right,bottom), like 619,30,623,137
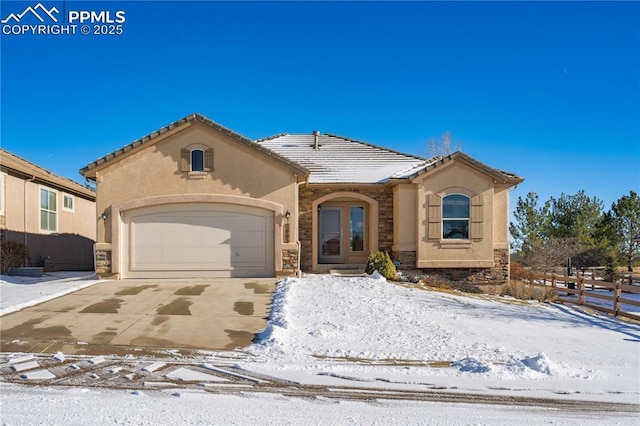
319,207,342,263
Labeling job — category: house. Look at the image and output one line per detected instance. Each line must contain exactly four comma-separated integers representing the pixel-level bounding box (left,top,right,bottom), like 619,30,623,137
0,149,96,271
81,113,523,283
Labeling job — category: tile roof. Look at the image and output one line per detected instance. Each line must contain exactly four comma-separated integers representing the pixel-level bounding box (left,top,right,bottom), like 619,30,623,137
256,133,428,184
80,113,309,178
0,149,96,200
80,112,522,186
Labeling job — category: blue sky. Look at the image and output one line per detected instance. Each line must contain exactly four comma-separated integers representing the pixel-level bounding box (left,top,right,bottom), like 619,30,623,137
1,1,638,214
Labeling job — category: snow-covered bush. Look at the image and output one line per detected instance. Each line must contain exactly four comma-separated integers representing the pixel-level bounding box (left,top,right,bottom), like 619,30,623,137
364,251,398,281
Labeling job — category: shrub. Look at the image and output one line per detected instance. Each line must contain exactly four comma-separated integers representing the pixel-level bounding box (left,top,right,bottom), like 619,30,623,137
510,260,534,281
365,251,398,281
500,281,558,303
1,240,29,274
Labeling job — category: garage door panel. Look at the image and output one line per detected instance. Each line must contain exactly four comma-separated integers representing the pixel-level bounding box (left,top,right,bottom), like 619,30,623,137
125,204,274,278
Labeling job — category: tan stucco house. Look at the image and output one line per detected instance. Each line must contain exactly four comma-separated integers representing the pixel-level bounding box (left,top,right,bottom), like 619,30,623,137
81,113,522,282
1,149,96,270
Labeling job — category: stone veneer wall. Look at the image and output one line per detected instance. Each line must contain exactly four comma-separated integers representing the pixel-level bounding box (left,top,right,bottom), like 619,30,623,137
95,248,112,275
282,248,299,274
394,250,417,270
298,186,394,272
399,248,510,284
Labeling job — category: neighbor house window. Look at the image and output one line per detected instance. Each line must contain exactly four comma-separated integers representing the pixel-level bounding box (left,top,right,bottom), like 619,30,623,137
63,194,74,212
40,187,57,232
442,194,469,239
350,206,364,251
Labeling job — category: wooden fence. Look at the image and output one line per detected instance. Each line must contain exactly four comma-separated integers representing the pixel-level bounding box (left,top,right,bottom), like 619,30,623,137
519,272,640,322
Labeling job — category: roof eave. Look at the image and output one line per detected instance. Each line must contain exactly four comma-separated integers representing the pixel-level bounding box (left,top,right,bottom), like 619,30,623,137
1,149,96,200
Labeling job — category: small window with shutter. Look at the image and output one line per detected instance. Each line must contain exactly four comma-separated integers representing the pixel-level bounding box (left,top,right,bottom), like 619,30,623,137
181,145,213,176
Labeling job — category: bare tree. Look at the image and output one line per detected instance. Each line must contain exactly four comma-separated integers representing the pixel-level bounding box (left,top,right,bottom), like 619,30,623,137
427,131,462,158
524,236,583,273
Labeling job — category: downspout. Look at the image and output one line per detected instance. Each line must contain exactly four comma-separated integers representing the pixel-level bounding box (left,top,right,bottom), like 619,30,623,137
24,176,36,265
296,179,304,278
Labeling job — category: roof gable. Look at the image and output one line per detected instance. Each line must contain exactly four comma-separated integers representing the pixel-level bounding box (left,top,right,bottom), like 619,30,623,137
81,113,309,178
404,151,523,185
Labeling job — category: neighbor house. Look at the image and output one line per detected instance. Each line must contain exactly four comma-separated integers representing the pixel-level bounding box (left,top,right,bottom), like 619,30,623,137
81,113,522,283
1,149,96,271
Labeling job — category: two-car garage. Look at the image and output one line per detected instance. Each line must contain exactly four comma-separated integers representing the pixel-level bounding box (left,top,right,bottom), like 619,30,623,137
122,203,274,278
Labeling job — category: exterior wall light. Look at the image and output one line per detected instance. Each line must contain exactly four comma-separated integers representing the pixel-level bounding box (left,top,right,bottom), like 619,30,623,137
101,212,109,220
284,210,291,220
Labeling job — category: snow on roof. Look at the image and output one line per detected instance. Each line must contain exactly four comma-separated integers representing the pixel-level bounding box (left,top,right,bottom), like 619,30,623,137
257,133,428,184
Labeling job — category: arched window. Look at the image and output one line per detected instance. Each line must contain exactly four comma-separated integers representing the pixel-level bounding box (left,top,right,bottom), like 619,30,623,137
442,194,469,239
191,149,204,172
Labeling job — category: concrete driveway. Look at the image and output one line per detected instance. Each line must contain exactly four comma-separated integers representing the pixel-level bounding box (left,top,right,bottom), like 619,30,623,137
0,278,275,356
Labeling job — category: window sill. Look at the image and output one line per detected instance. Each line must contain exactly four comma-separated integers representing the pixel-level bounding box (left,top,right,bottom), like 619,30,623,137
187,171,208,180
439,239,472,249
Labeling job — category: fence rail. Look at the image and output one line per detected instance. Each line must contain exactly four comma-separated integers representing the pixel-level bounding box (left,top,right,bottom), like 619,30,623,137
519,272,640,322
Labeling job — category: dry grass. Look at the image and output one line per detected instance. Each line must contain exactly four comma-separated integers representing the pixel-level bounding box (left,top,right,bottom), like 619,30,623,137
498,280,558,303
417,275,484,294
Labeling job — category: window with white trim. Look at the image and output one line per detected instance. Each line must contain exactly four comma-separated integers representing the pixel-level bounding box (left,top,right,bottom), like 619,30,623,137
40,187,57,232
442,194,469,239
63,194,74,212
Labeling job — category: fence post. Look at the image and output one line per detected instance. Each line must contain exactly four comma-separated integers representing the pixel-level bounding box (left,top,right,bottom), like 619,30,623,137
551,274,556,289
529,273,534,290
614,282,622,316
578,277,585,305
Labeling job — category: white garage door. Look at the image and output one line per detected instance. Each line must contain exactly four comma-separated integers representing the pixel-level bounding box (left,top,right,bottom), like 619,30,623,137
123,203,274,278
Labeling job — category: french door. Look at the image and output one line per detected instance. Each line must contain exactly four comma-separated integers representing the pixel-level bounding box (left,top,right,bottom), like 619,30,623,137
319,207,342,263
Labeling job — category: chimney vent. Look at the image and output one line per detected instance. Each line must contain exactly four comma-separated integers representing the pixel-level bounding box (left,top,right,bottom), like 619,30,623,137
313,130,320,150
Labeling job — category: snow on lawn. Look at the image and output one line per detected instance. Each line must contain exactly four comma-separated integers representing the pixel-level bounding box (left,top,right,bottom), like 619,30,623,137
4,383,637,426
0,272,102,316
242,274,640,403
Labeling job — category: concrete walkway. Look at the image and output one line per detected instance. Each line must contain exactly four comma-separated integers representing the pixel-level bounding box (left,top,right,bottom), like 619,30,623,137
0,278,276,356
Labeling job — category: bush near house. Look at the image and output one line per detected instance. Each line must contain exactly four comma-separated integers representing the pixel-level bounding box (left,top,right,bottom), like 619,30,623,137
365,251,399,281
1,240,29,274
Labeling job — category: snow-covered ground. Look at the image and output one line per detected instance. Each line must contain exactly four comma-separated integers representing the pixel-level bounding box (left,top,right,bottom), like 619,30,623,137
1,273,638,424
0,271,102,316
3,383,636,426
243,274,640,404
